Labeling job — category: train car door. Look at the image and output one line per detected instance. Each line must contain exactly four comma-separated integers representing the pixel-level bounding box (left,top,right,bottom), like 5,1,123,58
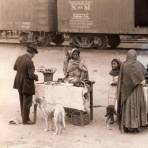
135,0,148,27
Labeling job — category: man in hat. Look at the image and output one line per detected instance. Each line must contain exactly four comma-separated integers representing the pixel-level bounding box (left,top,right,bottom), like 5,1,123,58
13,44,38,124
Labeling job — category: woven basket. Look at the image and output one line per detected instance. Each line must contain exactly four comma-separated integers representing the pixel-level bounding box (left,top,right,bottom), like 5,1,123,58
43,72,53,82
71,111,90,126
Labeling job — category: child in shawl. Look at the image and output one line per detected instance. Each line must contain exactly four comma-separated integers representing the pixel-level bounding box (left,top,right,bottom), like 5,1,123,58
107,59,122,124
109,58,122,85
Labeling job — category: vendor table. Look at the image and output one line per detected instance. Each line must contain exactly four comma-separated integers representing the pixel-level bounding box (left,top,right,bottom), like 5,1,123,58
33,81,95,124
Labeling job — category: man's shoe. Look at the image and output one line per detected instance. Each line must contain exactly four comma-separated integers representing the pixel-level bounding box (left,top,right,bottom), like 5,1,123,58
23,120,34,125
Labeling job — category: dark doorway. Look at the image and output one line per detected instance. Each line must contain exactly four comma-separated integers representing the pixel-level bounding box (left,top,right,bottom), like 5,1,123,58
135,0,148,27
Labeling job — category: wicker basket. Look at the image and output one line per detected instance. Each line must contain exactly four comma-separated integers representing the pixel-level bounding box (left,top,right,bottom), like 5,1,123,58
71,111,90,126
43,72,54,82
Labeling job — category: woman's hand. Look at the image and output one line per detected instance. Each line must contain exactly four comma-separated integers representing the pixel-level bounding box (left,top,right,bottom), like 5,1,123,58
140,80,145,85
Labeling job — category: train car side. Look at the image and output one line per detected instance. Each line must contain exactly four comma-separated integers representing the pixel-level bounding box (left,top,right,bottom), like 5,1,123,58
57,0,148,48
0,0,60,46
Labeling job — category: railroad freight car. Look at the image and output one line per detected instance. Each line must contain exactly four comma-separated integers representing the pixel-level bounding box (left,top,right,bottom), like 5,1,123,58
57,0,148,48
0,0,64,46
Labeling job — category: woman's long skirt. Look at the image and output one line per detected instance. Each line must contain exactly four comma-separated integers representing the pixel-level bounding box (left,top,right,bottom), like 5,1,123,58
122,85,147,129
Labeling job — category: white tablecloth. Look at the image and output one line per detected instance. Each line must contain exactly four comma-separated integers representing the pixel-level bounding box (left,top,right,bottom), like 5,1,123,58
35,83,89,111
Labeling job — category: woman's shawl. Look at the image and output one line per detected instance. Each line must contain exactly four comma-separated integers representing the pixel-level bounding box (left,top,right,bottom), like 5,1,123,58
63,50,72,76
116,49,145,129
66,58,88,81
117,59,145,105
63,48,88,82
67,58,87,72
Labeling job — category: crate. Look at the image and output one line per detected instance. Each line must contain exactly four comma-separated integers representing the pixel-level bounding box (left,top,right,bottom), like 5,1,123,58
43,72,54,82
71,111,90,126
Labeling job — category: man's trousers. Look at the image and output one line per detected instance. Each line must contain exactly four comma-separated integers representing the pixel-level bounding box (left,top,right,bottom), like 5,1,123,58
18,90,33,123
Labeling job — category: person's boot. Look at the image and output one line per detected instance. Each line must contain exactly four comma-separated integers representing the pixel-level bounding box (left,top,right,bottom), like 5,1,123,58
22,109,34,124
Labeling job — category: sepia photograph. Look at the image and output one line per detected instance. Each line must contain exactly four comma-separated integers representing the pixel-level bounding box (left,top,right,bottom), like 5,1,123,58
0,0,148,148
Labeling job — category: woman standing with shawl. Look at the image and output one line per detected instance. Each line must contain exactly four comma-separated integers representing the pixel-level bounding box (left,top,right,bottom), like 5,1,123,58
107,59,122,124
117,49,147,133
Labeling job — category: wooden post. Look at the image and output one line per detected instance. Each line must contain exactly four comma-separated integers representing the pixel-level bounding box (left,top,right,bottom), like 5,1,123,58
90,81,95,120
80,111,84,126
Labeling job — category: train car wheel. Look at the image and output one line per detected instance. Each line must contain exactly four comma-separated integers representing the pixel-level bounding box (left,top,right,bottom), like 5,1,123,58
108,35,120,48
94,36,108,49
71,35,93,48
37,36,50,47
52,34,64,45
19,33,28,45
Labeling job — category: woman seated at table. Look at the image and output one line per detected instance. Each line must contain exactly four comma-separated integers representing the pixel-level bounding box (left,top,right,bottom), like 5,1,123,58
63,48,89,84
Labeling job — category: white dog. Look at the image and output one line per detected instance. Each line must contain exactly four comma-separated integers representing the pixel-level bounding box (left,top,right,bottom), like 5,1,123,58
34,97,66,135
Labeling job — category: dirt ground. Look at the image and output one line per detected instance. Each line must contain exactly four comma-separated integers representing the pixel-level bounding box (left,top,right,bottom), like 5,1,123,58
1,43,148,148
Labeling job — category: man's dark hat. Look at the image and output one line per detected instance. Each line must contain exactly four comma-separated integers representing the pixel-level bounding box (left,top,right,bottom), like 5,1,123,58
27,43,38,54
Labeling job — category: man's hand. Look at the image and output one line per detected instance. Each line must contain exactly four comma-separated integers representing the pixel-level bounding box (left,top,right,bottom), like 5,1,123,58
35,74,38,81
